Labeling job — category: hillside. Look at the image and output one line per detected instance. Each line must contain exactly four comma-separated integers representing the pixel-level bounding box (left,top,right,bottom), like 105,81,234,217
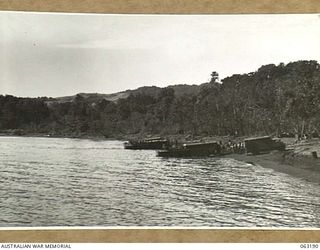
1,60,320,139
45,84,202,106
45,91,130,105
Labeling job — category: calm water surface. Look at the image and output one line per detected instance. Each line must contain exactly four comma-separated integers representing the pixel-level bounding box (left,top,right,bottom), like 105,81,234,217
0,136,319,227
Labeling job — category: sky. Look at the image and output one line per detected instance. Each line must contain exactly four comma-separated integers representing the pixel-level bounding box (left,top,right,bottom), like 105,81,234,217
1,12,320,97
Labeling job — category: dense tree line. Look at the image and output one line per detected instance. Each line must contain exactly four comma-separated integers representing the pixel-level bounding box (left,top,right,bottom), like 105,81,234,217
1,60,320,138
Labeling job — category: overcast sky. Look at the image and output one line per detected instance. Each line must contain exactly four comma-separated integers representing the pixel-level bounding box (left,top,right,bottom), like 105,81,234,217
1,12,320,97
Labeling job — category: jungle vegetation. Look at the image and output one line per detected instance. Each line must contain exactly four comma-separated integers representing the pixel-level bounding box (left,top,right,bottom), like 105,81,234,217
1,60,320,139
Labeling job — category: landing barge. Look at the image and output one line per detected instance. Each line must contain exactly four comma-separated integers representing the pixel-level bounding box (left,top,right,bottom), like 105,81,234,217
157,141,221,157
124,137,169,150
244,136,285,155
157,136,285,158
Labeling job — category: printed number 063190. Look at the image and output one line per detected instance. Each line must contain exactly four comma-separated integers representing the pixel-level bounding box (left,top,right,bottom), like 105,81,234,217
300,244,319,249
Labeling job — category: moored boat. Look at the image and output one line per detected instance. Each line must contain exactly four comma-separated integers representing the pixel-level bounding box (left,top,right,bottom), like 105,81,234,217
124,137,169,150
244,136,285,155
157,141,221,157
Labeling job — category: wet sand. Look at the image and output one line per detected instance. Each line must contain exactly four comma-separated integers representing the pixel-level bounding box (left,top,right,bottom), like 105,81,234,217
227,150,320,185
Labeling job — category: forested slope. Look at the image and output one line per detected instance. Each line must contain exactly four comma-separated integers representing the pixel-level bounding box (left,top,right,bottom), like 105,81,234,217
1,60,319,138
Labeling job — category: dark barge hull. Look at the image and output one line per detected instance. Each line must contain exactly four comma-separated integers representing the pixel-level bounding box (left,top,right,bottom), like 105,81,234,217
124,141,167,150
124,139,169,150
157,149,219,157
157,141,222,158
244,136,285,155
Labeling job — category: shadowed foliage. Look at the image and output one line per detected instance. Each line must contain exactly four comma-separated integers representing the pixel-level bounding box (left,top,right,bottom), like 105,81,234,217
1,60,320,138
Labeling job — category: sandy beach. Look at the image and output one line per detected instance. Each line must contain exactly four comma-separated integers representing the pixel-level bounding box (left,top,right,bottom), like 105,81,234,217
227,139,320,185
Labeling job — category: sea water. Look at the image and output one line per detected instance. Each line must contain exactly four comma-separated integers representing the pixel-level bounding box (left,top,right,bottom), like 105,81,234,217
0,136,319,227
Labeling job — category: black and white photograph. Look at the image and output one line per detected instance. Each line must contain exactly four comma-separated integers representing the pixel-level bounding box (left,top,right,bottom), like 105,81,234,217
0,11,320,228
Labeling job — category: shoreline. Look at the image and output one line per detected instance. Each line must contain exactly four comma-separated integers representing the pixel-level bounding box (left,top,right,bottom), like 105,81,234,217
226,151,320,185
1,133,320,184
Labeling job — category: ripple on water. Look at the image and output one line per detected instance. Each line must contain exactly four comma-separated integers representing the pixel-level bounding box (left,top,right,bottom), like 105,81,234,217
0,137,319,227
